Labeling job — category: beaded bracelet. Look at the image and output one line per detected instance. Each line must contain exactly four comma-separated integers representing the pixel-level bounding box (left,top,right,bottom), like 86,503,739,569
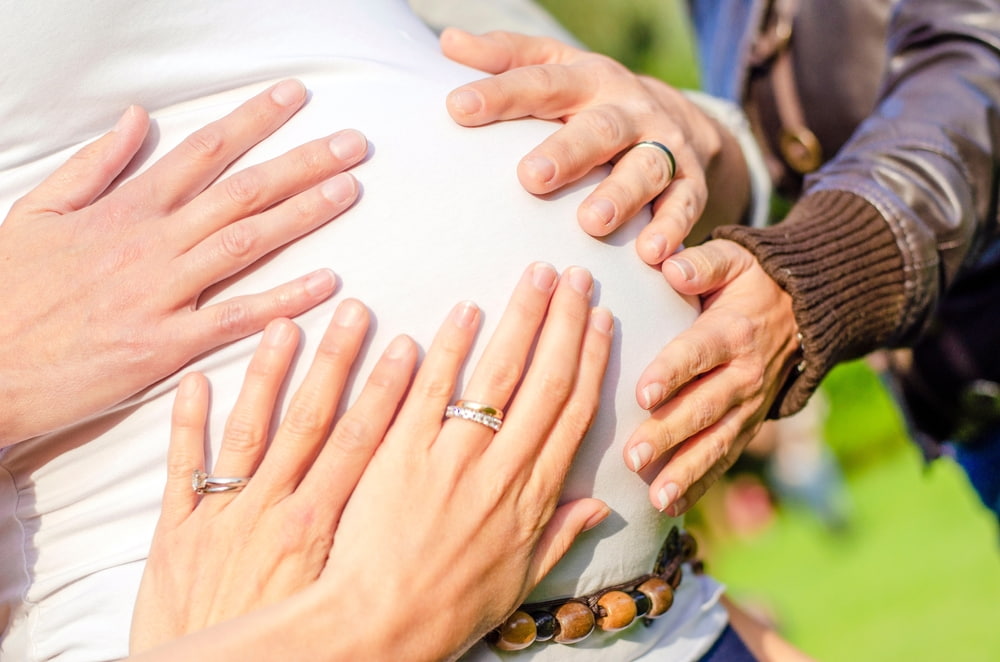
487,527,700,651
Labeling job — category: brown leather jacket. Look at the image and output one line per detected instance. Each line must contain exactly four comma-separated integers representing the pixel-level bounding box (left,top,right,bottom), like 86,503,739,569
693,0,1000,438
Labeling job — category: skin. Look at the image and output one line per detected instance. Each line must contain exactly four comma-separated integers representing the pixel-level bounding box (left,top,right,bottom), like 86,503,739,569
9,73,805,662
637,241,798,514
131,263,615,661
440,30,799,515
440,28,751,262
0,79,368,447
721,596,818,662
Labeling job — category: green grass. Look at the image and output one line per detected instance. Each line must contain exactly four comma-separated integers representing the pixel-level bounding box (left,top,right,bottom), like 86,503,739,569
821,360,910,471
711,445,1000,661
537,0,699,87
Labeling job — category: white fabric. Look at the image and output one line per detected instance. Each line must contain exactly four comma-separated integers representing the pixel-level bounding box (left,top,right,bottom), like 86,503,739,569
0,1,726,660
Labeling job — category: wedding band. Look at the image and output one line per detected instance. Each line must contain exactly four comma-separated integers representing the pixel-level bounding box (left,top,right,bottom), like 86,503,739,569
192,469,250,495
630,140,676,182
445,402,504,432
455,400,504,420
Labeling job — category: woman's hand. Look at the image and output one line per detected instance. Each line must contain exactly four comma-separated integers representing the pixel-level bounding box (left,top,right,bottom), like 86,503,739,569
622,240,801,515
131,263,613,661
441,29,749,264
0,79,368,446
130,299,418,652
321,264,613,659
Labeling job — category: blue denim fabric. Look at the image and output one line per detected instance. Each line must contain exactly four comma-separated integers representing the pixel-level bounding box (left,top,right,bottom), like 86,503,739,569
952,428,1000,523
698,625,758,661
686,0,759,101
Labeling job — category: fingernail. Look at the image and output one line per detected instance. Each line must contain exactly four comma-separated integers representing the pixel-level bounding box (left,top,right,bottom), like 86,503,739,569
656,482,680,512
627,442,654,472
566,267,593,296
334,299,365,327
264,320,294,346
583,505,611,532
178,373,202,398
640,383,666,410
450,89,482,115
452,301,479,328
385,334,412,359
590,308,614,335
645,234,668,262
531,262,558,292
666,257,695,281
304,269,337,297
582,198,616,228
270,79,306,106
329,130,367,161
113,105,136,133
521,154,556,185
321,173,357,204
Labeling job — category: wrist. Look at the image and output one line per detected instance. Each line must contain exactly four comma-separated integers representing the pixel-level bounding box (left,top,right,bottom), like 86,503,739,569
714,190,906,416
292,577,463,662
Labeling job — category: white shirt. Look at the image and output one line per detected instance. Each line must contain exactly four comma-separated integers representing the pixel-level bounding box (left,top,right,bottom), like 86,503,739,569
0,1,726,660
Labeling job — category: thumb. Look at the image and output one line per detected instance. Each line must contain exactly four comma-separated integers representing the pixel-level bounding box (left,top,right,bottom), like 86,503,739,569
17,105,149,216
662,239,756,296
525,498,609,590
440,28,570,74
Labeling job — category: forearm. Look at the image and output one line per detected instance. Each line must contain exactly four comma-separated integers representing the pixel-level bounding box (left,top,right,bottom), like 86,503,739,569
693,112,751,239
129,589,398,662
683,89,768,237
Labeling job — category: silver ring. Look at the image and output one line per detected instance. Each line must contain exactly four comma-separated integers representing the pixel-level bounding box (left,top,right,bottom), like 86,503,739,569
445,404,503,432
192,469,250,495
630,140,676,182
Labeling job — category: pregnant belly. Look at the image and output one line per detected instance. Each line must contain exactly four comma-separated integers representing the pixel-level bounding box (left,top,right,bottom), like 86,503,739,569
0,68,698,661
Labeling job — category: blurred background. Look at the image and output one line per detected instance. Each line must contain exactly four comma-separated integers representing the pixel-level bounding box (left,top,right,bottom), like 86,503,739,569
413,1,1000,659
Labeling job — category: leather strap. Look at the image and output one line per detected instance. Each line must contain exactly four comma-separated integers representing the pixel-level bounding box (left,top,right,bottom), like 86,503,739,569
745,0,822,189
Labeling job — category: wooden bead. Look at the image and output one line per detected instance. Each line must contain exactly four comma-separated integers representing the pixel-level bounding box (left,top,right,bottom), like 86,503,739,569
596,590,638,632
531,611,558,642
494,610,537,651
637,577,674,618
553,601,595,644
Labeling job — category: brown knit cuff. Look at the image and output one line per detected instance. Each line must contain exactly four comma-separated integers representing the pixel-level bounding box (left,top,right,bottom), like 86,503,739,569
713,190,906,417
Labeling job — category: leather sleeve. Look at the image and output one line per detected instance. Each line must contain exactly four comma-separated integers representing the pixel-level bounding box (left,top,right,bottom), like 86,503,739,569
716,0,1000,417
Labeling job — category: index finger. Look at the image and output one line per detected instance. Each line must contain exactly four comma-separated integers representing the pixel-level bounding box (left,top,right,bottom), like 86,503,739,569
634,317,735,412
483,267,596,466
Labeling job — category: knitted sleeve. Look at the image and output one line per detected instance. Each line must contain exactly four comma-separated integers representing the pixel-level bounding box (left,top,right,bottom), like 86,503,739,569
713,189,906,416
